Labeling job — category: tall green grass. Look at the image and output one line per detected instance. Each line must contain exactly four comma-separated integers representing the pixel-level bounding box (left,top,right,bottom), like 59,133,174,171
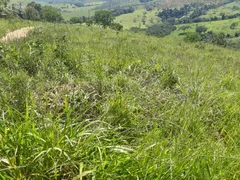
0,20,240,179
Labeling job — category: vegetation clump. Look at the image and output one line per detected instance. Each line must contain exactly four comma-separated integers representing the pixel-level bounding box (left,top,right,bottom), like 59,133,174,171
147,22,176,37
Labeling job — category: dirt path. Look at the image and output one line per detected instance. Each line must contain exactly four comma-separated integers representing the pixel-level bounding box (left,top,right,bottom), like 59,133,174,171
0,27,34,42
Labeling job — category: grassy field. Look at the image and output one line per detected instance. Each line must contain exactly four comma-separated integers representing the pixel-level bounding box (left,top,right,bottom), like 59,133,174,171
200,1,240,19
50,2,105,20
8,0,33,7
172,18,240,49
60,5,96,20
173,18,240,37
0,18,240,179
115,7,161,30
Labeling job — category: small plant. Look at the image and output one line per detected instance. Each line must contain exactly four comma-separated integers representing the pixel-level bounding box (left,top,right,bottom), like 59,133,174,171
160,65,178,89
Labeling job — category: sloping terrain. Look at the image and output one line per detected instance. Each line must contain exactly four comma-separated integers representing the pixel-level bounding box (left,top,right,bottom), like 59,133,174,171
0,19,240,179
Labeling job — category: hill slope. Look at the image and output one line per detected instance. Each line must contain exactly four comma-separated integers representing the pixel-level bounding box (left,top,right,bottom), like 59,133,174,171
0,19,240,179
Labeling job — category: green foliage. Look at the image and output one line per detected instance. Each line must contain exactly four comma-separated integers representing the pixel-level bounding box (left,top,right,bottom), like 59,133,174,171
110,22,123,31
94,10,115,28
0,70,30,112
0,0,7,9
159,65,178,89
24,6,40,21
196,25,208,34
42,6,63,22
184,32,201,42
0,18,240,179
230,22,238,29
129,27,146,34
211,32,227,46
23,2,63,22
69,17,82,24
147,23,176,37
111,7,135,16
85,19,93,26
178,25,191,31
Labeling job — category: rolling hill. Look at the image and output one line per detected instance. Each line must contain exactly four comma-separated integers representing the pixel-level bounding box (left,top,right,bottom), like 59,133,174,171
0,16,240,178
0,0,240,179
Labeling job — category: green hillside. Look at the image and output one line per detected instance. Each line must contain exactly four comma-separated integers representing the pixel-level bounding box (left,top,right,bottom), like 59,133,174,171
114,7,161,30
176,18,240,34
0,18,240,179
200,1,240,19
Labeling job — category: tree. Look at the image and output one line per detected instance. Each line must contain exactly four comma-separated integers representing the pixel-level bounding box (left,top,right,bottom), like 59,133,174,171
94,10,114,28
24,6,40,21
24,2,42,20
27,2,42,13
81,16,86,23
0,0,7,9
42,6,63,22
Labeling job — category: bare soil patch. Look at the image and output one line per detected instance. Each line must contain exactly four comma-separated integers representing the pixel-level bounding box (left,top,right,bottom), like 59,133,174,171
0,27,34,42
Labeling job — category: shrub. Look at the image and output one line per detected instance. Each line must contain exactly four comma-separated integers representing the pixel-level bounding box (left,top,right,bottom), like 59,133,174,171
196,25,207,34
230,22,238,29
184,32,201,42
178,25,192,31
110,22,123,31
147,23,176,37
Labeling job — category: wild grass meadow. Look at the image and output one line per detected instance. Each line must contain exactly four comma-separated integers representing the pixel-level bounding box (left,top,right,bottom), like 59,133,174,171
0,19,240,179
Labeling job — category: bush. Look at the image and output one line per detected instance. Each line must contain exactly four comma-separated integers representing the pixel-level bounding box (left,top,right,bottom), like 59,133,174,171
147,23,176,37
86,19,93,26
184,32,201,42
69,17,82,24
110,22,123,31
196,25,207,34
178,25,191,31
230,22,238,29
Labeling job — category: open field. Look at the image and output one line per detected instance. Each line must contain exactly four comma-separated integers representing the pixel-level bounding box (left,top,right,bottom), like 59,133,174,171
172,18,240,49
200,1,240,19
173,18,240,37
8,0,33,7
0,18,240,179
115,7,161,30
42,2,104,20
58,4,98,20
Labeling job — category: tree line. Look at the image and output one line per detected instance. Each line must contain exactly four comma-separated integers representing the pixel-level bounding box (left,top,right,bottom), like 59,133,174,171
183,23,239,48
158,0,239,25
0,1,124,31
0,1,63,22
70,10,123,31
